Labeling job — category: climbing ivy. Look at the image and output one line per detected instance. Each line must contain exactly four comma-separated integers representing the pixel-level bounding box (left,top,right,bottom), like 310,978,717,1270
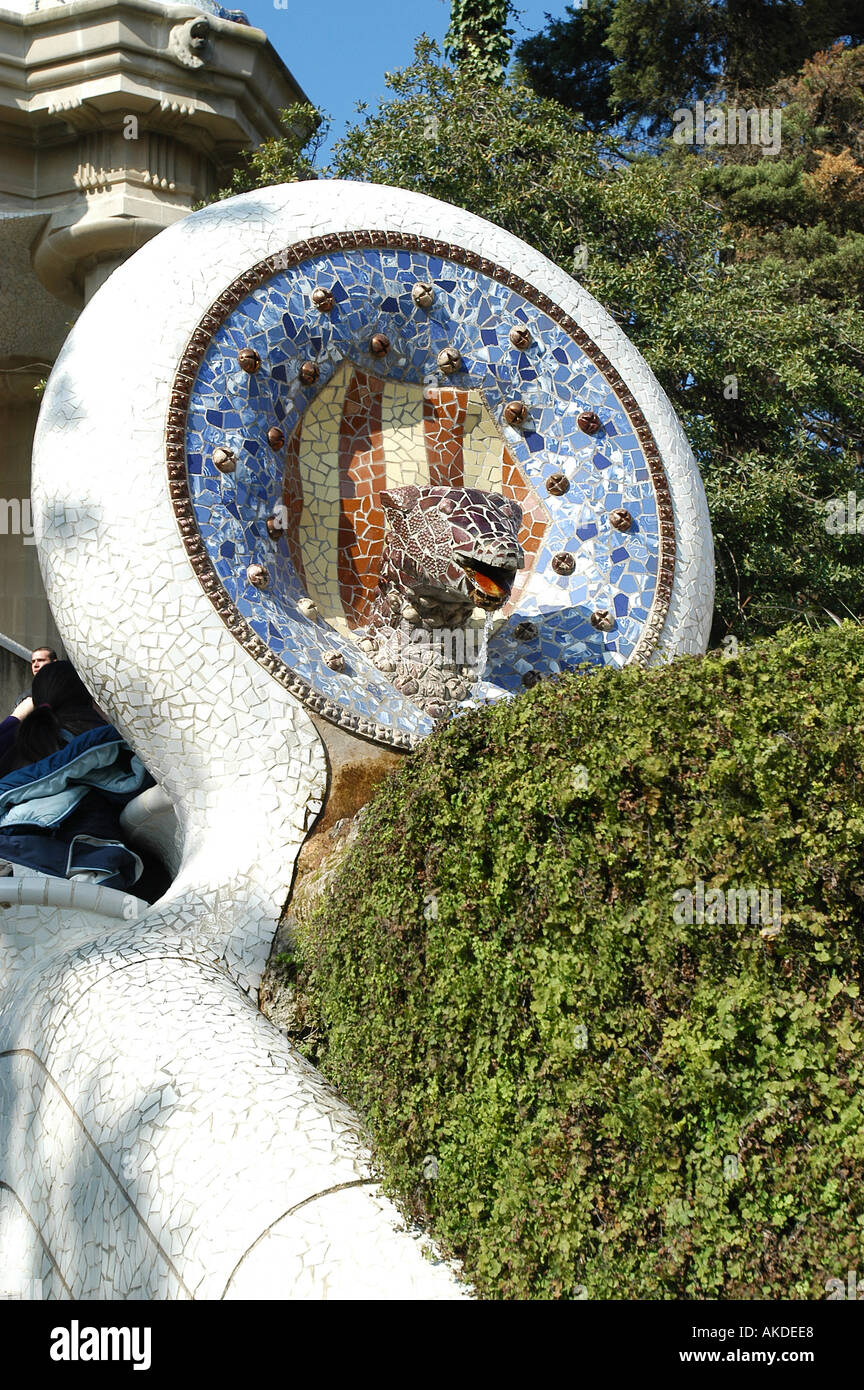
445,0,514,84
295,622,864,1299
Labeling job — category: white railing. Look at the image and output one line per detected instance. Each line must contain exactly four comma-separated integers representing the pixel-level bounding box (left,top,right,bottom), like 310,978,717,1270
0,631,31,662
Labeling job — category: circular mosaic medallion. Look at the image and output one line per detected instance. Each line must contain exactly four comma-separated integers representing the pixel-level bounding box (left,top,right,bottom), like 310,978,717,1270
167,231,690,749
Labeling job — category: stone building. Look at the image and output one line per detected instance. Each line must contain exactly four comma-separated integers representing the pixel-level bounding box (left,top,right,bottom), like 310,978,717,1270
0,0,308,706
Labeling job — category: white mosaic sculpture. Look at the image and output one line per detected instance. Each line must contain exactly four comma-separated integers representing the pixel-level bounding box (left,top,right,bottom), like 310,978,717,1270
0,182,713,1300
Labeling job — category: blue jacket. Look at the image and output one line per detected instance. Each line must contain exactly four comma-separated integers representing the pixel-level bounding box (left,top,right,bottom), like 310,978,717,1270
0,725,153,889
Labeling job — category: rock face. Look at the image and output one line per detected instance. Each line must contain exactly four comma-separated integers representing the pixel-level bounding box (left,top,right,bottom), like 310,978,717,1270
270,808,365,963
261,809,364,1042
261,706,402,1039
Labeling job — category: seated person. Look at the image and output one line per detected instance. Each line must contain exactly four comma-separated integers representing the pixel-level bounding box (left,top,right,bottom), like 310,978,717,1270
0,661,154,893
0,695,36,765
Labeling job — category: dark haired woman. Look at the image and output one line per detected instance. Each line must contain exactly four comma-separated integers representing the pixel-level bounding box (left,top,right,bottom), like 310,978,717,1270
0,660,106,774
0,661,154,891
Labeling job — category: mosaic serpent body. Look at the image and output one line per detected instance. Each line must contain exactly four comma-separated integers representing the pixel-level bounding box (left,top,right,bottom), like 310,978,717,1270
0,182,713,1299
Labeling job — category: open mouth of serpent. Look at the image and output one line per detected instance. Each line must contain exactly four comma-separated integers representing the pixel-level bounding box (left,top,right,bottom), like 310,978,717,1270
456,556,518,610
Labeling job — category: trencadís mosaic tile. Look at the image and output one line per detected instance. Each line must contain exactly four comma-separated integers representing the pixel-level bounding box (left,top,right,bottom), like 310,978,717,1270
172,237,677,744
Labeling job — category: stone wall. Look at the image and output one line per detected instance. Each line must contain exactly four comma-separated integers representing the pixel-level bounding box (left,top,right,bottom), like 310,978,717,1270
0,645,31,716
0,394,64,653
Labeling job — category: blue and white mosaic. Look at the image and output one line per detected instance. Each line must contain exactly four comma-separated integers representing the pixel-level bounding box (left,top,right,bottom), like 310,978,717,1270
183,247,667,738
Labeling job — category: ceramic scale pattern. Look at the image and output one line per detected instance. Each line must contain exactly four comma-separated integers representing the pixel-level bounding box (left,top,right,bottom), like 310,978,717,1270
1,181,713,1301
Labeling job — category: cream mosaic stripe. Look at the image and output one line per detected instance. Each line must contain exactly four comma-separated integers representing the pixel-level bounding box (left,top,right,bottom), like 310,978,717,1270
462,390,506,492
297,359,353,639
381,379,428,489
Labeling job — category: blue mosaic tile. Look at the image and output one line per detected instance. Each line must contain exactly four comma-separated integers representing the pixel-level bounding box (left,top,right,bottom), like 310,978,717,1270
183,248,664,737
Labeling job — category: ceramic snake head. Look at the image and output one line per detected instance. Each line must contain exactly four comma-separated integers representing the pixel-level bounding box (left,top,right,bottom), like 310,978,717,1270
376,483,524,621
360,484,525,714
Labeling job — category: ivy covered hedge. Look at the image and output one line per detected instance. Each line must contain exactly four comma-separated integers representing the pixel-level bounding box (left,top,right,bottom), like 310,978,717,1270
293,624,864,1299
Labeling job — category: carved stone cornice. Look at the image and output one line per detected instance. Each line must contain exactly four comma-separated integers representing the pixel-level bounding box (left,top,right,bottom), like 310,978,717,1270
0,0,310,305
0,0,309,147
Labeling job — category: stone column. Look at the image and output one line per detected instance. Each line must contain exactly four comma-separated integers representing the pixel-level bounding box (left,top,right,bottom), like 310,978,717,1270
0,0,310,648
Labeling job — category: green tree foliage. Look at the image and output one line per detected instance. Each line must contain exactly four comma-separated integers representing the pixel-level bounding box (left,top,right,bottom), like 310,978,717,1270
327,44,864,639
294,623,864,1299
208,41,864,639
445,0,514,84
695,43,864,306
514,0,621,130
517,0,864,133
204,102,325,203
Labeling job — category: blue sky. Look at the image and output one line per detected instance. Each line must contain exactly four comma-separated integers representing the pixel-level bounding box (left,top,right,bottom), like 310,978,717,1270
237,1,572,157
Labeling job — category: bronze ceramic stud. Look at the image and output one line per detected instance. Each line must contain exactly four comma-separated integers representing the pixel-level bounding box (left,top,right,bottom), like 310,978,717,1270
246,564,269,589
267,426,285,450
265,514,286,540
513,621,538,642
370,333,390,357
509,325,532,350
546,472,570,496
238,348,261,374
311,287,335,312
577,410,603,435
590,609,615,631
503,400,529,428
522,670,541,689
323,649,346,672
437,346,462,375
211,447,236,473
298,361,320,386
610,508,633,532
412,282,435,309
552,552,576,576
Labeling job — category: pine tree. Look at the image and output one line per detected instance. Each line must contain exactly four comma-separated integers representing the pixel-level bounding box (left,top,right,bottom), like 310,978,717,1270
517,0,864,132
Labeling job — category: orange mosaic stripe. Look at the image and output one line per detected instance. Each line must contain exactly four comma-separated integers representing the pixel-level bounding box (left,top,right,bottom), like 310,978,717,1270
502,447,549,612
338,369,387,627
282,422,307,588
424,389,467,487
